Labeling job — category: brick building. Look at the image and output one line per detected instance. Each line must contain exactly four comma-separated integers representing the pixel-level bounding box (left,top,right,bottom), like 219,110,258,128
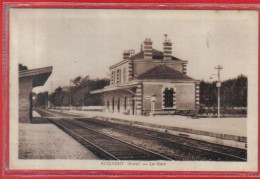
91,36,200,115
19,66,53,123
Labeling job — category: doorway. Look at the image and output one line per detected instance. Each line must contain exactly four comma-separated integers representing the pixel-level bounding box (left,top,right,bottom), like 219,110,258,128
118,98,120,113
132,98,135,115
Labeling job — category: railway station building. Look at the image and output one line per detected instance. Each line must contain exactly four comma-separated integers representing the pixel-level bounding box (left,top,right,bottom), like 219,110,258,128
91,36,200,115
19,66,53,123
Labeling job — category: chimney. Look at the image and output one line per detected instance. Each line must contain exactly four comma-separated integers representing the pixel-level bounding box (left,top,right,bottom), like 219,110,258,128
128,49,135,57
163,34,172,60
183,63,187,74
143,38,153,60
123,50,131,60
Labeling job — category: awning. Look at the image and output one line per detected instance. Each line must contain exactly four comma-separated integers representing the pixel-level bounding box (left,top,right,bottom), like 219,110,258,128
19,66,53,87
90,82,140,94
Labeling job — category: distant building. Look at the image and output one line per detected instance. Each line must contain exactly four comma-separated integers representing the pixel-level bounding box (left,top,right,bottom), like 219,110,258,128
19,66,53,122
91,36,199,115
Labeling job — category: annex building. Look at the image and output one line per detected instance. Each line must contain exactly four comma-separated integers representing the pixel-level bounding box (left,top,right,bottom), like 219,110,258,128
19,66,53,123
91,36,200,115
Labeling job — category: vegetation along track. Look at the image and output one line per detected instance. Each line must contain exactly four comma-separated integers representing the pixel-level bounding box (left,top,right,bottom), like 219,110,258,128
36,109,172,160
36,109,247,161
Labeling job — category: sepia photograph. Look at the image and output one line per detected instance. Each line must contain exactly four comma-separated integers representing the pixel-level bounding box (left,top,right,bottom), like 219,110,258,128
7,7,258,171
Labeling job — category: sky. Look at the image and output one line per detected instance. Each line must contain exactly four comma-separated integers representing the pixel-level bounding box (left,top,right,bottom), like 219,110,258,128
10,9,258,93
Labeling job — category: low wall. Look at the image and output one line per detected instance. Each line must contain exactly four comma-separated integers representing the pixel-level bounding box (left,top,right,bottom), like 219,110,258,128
52,106,104,112
93,116,247,150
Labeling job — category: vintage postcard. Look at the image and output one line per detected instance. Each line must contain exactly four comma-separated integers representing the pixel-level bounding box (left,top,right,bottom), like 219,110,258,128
6,6,258,173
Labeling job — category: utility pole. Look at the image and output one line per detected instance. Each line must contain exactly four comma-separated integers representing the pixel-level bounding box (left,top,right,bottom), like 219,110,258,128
49,81,53,109
215,65,223,118
50,81,53,93
70,80,72,110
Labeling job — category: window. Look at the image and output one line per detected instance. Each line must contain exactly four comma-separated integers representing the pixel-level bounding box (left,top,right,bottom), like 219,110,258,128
116,69,121,85
107,101,109,109
111,71,115,85
118,98,120,112
123,68,126,83
124,97,127,109
164,88,174,107
112,98,114,112
132,98,135,115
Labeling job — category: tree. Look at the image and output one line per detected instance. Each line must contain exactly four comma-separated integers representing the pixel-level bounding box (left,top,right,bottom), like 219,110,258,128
49,86,67,107
200,74,247,107
49,76,109,107
72,76,82,86
34,91,48,107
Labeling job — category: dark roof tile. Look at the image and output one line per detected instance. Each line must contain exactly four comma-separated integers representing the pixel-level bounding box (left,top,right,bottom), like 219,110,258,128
137,65,194,81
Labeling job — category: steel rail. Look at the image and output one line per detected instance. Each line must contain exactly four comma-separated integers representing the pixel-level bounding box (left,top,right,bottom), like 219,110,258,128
36,109,246,161
76,118,247,161
62,118,172,161
51,119,119,160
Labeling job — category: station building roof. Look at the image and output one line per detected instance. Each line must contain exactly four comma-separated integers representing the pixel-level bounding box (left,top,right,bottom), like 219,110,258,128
90,82,140,94
137,65,195,81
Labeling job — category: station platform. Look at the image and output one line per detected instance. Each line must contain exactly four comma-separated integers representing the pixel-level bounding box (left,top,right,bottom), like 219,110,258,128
49,109,247,149
19,111,99,159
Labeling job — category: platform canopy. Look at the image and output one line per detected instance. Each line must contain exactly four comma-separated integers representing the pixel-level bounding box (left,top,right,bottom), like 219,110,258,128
19,66,53,87
90,82,139,95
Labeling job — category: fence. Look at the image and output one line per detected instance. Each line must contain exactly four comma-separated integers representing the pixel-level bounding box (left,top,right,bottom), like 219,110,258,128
52,106,104,112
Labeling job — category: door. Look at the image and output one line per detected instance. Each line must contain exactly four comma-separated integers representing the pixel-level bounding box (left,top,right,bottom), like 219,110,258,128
132,98,135,115
118,98,120,113
112,98,114,112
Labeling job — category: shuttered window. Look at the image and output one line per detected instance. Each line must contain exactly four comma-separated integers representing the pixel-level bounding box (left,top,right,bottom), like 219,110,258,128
164,88,174,107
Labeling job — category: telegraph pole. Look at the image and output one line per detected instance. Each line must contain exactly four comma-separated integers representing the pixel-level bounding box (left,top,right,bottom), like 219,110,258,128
70,80,72,110
215,65,223,118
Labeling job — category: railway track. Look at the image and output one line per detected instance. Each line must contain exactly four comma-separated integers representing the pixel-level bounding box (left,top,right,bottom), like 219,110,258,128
36,109,247,161
75,118,247,161
36,109,172,160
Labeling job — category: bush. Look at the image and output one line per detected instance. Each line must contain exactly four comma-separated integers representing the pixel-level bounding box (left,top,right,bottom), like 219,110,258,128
198,106,247,115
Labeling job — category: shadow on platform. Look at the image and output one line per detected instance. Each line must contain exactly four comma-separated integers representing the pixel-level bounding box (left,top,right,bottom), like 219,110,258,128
31,117,51,124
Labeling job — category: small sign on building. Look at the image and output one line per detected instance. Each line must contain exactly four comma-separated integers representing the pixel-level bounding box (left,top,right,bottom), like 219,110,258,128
151,95,156,102
216,82,221,87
